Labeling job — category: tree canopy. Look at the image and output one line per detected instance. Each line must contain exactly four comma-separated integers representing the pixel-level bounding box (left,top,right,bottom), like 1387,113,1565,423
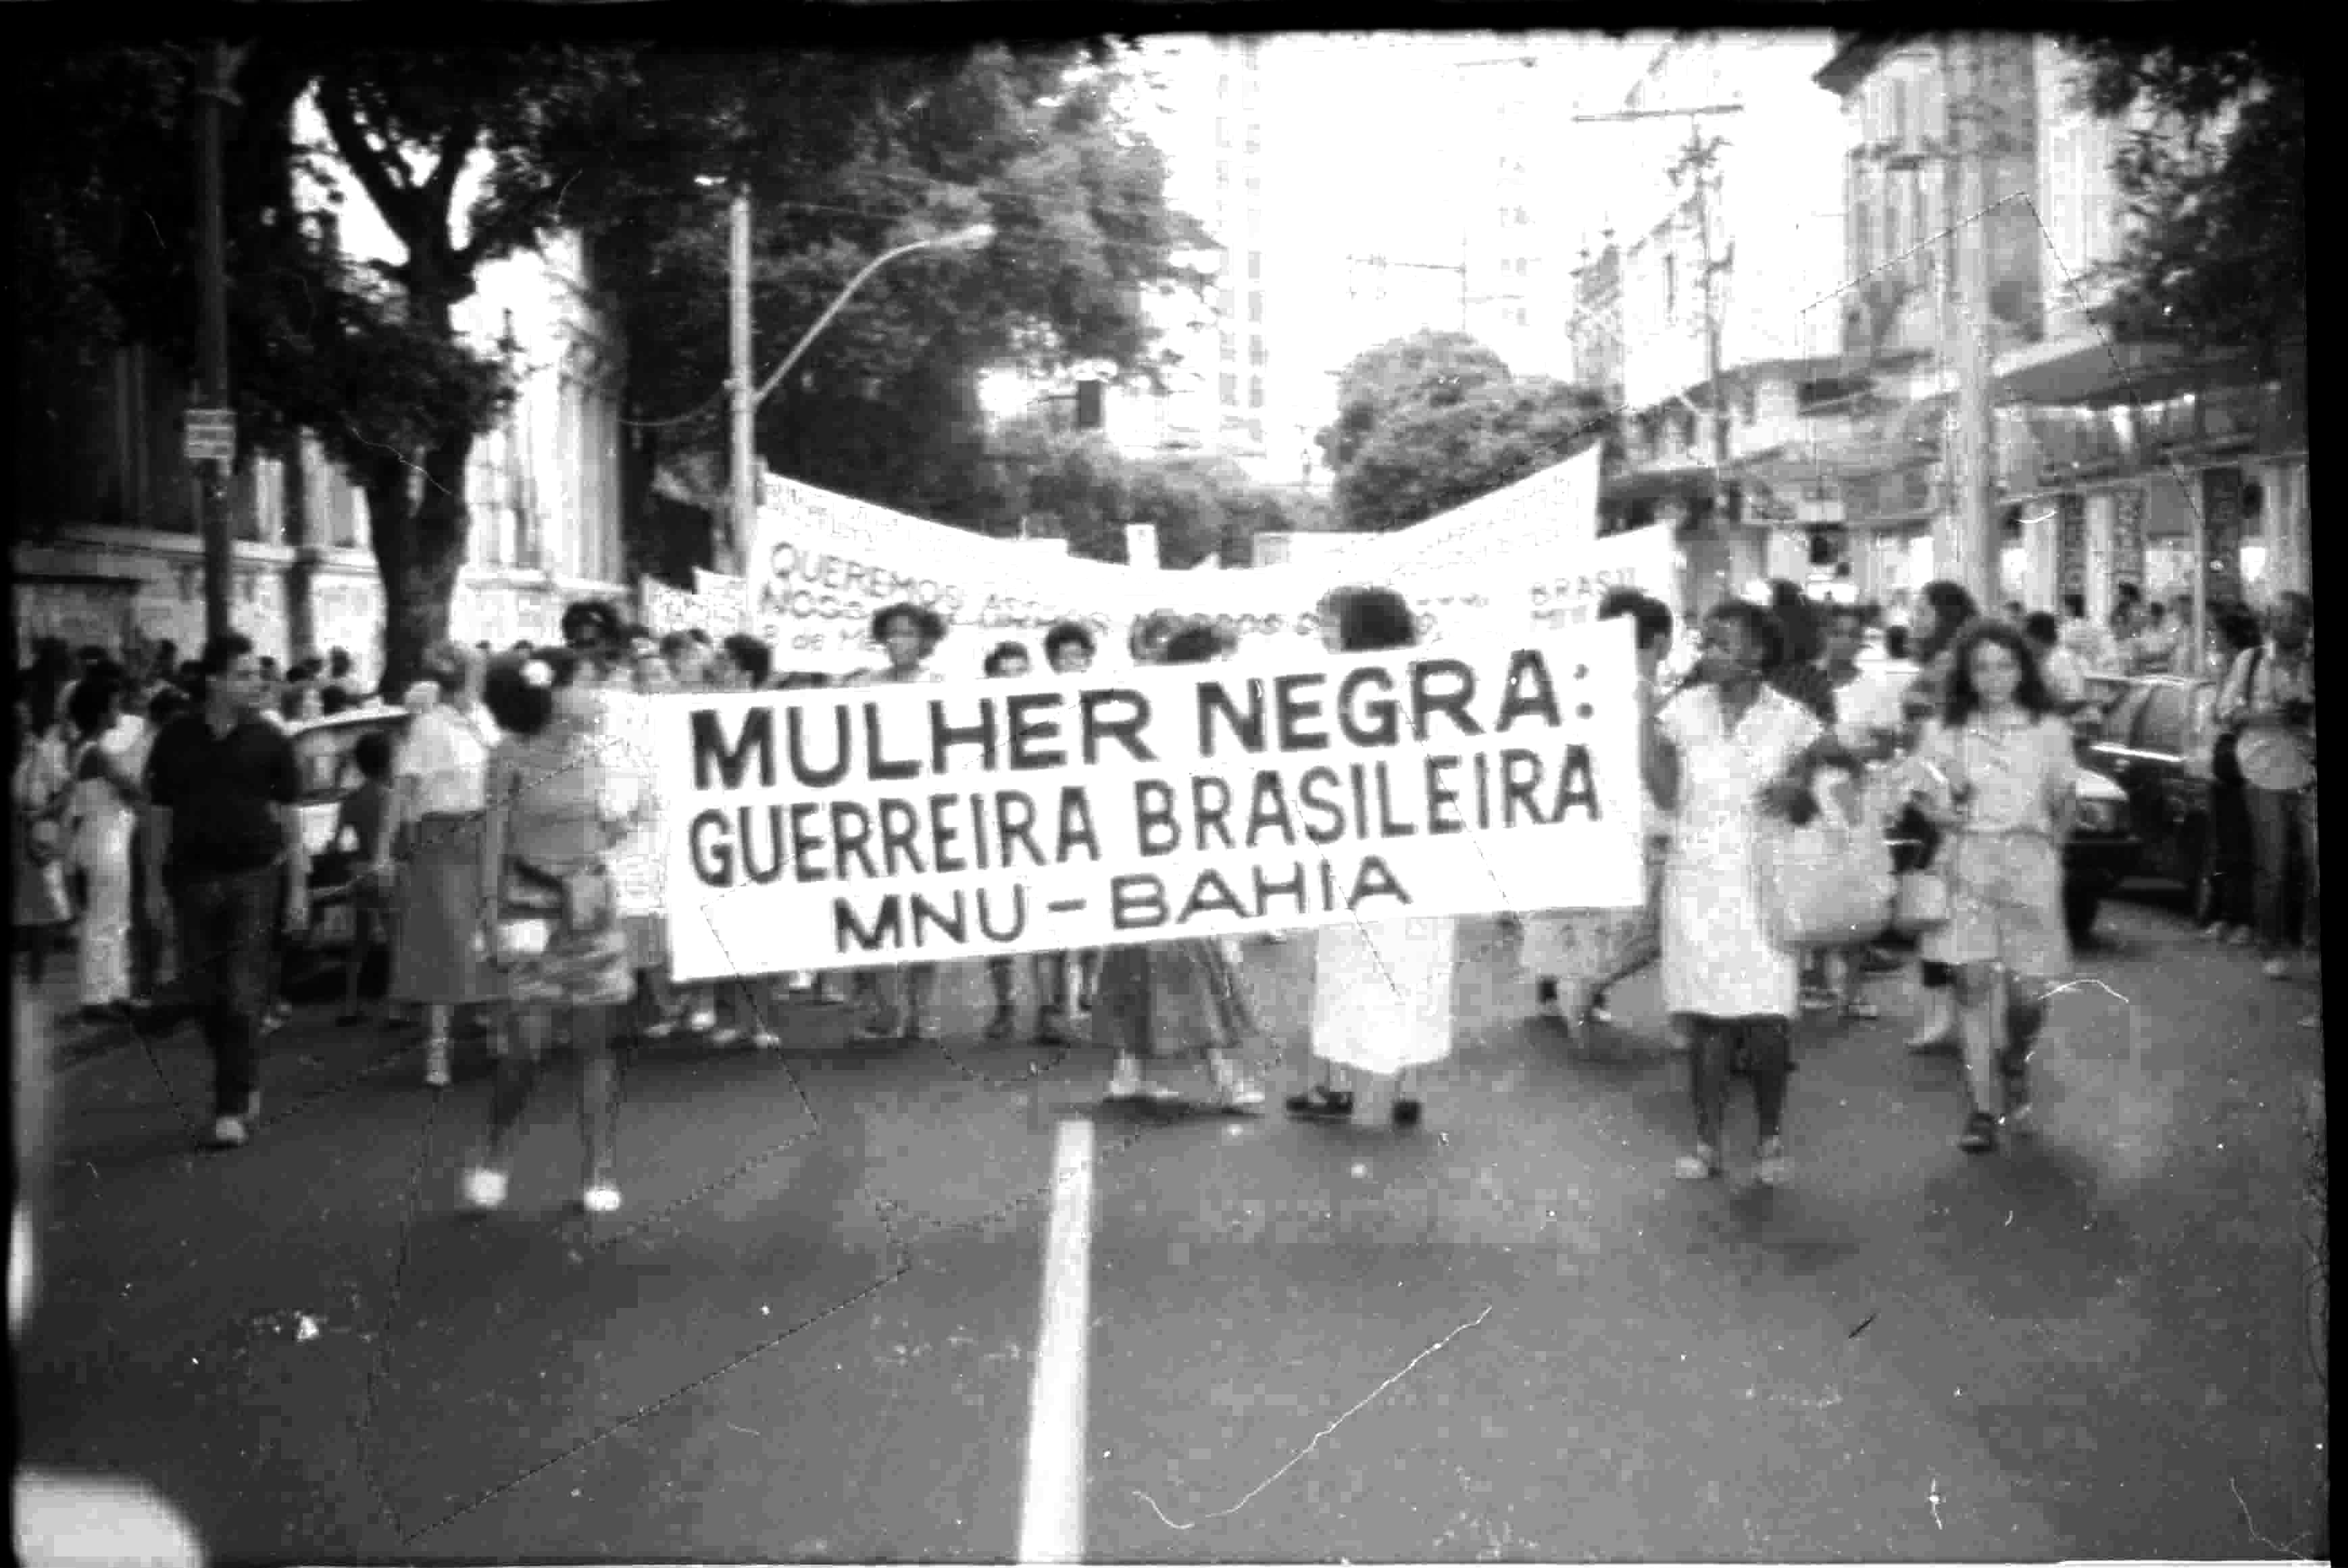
987,415,1331,568
1314,330,1616,534
546,43,1212,551
11,39,1207,691
2068,39,2304,395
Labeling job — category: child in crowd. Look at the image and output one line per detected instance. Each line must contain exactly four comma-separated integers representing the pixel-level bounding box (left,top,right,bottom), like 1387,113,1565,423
332,731,398,1028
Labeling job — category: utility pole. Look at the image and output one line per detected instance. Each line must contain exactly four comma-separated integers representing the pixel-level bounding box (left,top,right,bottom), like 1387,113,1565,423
1568,103,1747,473
1940,35,1999,607
728,182,755,579
191,41,243,642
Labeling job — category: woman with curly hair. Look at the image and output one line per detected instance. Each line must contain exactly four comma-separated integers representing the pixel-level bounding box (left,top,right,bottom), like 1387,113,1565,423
460,648,650,1215
1903,619,2076,1155
841,602,949,1041
1647,598,1829,1186
1090,616,1266,1111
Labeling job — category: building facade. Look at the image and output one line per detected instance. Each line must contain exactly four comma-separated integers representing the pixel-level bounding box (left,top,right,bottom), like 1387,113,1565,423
1559,33,1849,613
1812,34,2309,615
11,230,628,681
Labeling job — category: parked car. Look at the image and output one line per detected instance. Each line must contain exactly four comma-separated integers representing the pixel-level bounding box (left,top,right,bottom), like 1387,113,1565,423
2078,672,2224,905
2063,765,2139,939
286,704,412,951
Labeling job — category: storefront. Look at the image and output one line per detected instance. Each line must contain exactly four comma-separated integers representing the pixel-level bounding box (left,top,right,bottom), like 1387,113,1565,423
1994,384,2308,617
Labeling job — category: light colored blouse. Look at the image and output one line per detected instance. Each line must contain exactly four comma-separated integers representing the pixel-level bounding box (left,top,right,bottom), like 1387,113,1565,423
485,719,611,873
397,701,495,815
1914,710,2076,840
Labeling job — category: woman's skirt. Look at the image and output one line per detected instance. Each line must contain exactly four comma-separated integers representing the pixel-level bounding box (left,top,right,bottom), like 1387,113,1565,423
1923,831,2070,977
501,915,634,1010
1312,916,1457,1074
1091,937,1257,1059
389,813,505,1006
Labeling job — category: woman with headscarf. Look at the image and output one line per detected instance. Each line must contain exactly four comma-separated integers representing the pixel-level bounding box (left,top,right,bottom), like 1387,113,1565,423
1645,598,1830,1186
461,648,649,1215
386,640,505,1088
1090,616,1266,1111
1287,587,1456,1127
841,603,951,1041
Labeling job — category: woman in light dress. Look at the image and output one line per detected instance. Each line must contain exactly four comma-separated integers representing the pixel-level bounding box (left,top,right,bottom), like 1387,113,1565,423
841,603,950,1041
13,700,76,988
1644,599,1828,1186
386,640,505,1088
462,648,649,1215
1287,586,1455,1128
1089,616,1268,1111
65,670,149,1021
1902,621,2076,1155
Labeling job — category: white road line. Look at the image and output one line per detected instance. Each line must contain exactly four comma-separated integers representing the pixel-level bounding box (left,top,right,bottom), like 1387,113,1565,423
1017,1117,1095,1565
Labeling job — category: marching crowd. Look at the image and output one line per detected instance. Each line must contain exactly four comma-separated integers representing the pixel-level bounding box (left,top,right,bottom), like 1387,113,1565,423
11,569,2318,1206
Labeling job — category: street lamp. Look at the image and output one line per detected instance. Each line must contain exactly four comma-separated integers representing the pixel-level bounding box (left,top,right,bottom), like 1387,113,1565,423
724,205,995,572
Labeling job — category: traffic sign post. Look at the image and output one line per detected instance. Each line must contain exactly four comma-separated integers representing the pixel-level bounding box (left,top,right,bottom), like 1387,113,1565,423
184,407,236,465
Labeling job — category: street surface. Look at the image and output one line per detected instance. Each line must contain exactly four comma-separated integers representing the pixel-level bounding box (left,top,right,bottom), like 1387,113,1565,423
17,887,2328,1563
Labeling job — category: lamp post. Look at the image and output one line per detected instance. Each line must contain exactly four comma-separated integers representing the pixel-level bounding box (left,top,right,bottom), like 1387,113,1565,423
716,193,995,574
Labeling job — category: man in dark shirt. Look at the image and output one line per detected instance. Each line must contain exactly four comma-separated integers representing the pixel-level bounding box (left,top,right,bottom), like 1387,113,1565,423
141,632,308,1149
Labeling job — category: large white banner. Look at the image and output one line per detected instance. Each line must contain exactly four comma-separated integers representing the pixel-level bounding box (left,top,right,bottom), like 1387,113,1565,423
744,447,1605,678
655,618,1643,980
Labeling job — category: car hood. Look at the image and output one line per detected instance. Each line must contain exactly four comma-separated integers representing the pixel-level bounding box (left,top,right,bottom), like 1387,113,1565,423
2077,765,2126,804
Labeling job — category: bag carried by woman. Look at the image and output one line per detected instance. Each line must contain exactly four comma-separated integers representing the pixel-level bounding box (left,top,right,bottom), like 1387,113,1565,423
1759,768,1896,949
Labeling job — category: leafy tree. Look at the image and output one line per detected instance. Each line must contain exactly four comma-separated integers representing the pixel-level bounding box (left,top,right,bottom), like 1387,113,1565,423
13,40,1206,693
551,43,1212,562
986,415,1330,568
2069,40,2305,418
1316,330,1512,476
1318,330,1616,534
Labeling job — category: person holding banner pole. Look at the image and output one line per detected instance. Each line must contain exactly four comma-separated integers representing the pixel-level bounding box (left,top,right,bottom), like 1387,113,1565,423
843,604,949,1042
1092,618,1268,1111
1041,622,1101,1015
1288,587,1456,1128
978,641,1074,1045
1646,600,1827,1187
1520,588,1674,1037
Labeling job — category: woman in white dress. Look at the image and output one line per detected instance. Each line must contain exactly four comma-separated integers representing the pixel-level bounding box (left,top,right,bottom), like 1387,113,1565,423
66,672,149,1021
1645,599,1827,1186
1287,586,1455,1129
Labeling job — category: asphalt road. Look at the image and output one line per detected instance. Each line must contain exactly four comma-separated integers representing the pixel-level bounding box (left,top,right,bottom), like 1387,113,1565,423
16,888,2328,1563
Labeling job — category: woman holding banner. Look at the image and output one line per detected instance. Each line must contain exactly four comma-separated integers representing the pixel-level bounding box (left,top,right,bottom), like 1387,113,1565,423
1519,588,1674,1037
1287,586,1456,1128
1091,617,1267,1111
1645,599,1825,1187
843,603,950,1042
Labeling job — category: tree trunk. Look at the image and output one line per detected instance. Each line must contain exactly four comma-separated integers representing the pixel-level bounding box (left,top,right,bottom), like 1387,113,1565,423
366,426,478,699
